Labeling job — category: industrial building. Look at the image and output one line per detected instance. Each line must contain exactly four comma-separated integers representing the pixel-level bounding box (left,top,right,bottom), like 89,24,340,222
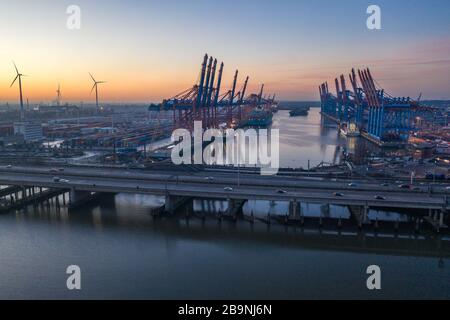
14,122,43,142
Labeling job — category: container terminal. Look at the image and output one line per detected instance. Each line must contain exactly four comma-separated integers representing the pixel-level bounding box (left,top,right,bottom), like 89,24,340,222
0,56,449,178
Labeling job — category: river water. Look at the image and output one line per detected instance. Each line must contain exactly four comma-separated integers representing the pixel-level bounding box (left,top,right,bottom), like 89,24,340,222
0,109,449,299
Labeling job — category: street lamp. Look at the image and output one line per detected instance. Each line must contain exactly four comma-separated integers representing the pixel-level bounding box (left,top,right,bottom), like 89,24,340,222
410,171,415,186
237,145,240,187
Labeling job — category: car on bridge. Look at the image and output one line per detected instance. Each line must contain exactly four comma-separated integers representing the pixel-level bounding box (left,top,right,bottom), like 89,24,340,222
52,177,69,183
374,195,386,200
224,187,233,192
333,192,344,197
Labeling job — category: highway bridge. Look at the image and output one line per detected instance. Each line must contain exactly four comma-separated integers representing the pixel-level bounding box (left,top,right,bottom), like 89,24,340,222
0,165,449,214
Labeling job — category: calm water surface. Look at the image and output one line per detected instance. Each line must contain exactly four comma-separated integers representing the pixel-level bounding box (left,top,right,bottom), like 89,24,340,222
0,109,449,299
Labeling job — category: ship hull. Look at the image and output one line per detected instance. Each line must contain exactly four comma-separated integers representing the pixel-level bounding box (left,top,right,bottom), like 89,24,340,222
245,118,273,127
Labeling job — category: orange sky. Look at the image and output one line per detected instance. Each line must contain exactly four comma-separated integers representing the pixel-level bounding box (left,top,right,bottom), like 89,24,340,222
1,40,449,104
1,1,449,104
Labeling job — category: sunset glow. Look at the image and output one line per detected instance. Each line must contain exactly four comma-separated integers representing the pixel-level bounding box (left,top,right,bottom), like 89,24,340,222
1,0,449,104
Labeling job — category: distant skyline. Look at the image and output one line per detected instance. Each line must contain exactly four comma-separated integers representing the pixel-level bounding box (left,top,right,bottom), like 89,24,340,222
0,0,449,104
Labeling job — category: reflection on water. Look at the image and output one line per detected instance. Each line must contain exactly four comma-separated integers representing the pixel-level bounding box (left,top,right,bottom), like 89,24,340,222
204,109,364,169
0,194,449,300
274,110,346,168
192,198,351,219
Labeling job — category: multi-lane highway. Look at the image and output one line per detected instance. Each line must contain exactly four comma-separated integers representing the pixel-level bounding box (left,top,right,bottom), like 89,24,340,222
0,164,448,210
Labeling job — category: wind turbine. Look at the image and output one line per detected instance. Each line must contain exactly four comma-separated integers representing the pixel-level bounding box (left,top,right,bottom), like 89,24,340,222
89,73,107,111
56,83,62,107
10,62,27,122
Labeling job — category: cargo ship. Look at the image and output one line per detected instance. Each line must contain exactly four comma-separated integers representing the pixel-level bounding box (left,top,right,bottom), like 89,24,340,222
289,106,310,117
243,107,273,127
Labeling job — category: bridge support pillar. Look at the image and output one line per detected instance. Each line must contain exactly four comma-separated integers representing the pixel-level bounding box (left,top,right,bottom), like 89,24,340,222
165,194,191,214
356,205,369,224
349,205,370,227
227,199,246,218
227,199,235,215
70,188,91,204
289,200,301,220
69,188,93,210
423,209,447,233
320,203,330,217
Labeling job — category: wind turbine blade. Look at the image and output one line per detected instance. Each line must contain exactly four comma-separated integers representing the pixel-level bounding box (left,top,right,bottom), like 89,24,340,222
98,81,107,84
91,83,97,94
10,75,19,88
13,61,19,74
89,73,96,82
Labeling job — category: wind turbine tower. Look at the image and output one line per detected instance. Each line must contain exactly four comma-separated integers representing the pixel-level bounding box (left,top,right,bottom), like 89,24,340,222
56,84,62,107
89,73,107,111
10,62,26,121
10,62,43,142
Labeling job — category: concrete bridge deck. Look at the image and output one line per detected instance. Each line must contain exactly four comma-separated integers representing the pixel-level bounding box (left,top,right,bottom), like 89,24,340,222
1,164,449,193
0,165,448,211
